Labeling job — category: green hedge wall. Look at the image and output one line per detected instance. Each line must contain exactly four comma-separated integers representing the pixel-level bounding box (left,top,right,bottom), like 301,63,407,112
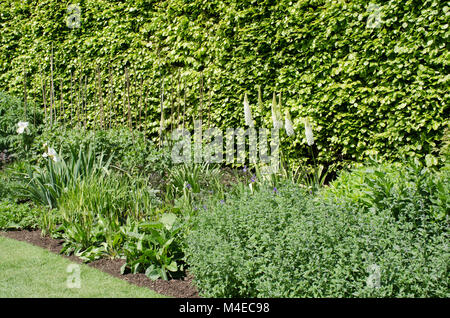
0,0,448,170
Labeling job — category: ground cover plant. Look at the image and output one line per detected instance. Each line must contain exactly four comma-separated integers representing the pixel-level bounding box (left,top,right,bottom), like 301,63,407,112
184,162,449,298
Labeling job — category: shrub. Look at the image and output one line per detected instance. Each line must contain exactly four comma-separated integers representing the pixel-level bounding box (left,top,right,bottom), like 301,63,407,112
0,160,30,202
0,91,44,158
121,213,186,280
31,126,172,177
185,181,449,297
0,199,40,230
322,158,449,224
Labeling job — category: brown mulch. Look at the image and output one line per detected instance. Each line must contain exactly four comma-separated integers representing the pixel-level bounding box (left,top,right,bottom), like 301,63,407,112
0,229,199,298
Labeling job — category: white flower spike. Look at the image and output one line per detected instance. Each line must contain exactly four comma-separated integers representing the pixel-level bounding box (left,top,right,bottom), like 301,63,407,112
17,121,29,134
271,92,283,129
243,92,254,127
284,110,295,136
304,118,315,146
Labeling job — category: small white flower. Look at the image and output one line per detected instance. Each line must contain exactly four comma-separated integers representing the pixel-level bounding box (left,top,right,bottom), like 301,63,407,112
243,93,254,127
17,121,29,134
284,110,295,136
304,118,315,146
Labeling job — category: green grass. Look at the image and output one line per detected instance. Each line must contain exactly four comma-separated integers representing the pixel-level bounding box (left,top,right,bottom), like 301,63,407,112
0,236,167,298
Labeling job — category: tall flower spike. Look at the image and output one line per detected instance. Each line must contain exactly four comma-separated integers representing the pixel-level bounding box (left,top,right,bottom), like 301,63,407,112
243,92,254,127
304,118,314,146
272,92,283,129
257,85,263,109
284,109,294,136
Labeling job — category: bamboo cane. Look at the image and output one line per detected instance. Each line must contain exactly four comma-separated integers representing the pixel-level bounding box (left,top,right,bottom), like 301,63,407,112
50,44,55,127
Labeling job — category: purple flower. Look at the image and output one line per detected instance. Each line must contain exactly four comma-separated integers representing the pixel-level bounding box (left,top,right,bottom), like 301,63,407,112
193,206,198,211
273,187,278,194
186,183,191,189
203,205,207,210
251,175,256,183
220,199,225,204
243,165,247,173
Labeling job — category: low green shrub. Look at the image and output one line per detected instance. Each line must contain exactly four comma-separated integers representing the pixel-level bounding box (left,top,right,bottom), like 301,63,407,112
323,158,449,224
185,181,449,297
0,91,44,158
121,213,186,280
31,126,172,177
0,161,30,202
0,199,40,230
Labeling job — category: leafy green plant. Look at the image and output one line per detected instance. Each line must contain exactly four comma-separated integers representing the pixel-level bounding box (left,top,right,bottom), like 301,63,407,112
165,163,223,207
55,173,161,261
21,144,112,208
121,213,185,280
31,126,172,176
322,157,449,224
0,91,44,159
0,199,40,230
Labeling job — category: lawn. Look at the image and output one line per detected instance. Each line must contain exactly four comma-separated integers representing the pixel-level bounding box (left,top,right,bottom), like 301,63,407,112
0,236,166,298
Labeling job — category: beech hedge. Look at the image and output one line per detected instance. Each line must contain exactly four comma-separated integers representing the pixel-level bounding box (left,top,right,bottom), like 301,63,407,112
0,0,448,170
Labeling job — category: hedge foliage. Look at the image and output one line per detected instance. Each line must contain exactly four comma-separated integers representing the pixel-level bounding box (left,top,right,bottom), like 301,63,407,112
0,0,448,170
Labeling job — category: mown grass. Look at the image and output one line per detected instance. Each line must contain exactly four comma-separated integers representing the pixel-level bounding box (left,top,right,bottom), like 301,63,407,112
0,236,166,298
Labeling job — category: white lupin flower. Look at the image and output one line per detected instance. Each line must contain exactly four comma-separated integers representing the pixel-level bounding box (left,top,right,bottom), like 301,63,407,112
304,118,315,146
243,93,254,127
17,121,29,134
284,110,295,136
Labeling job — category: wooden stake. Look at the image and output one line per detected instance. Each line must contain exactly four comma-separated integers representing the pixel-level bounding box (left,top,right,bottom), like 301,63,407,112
200,72,203,123
208,84,212,128
159,78,165,149
125,67,132,131
83,75,87,129
50,44,55,127
60,80,64,126
70,70,74,127
97,66,104,129
170,77,175,134
23,67,27,119
176,71,181,129
108,65,113,129
183,79,186,130
138,77,144,132
39,65,47,123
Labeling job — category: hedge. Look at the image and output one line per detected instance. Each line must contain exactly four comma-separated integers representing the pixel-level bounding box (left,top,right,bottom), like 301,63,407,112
0,0,448,171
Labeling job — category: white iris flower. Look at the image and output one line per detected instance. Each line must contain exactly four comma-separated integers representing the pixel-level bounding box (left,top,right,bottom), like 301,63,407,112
17,121,29,134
